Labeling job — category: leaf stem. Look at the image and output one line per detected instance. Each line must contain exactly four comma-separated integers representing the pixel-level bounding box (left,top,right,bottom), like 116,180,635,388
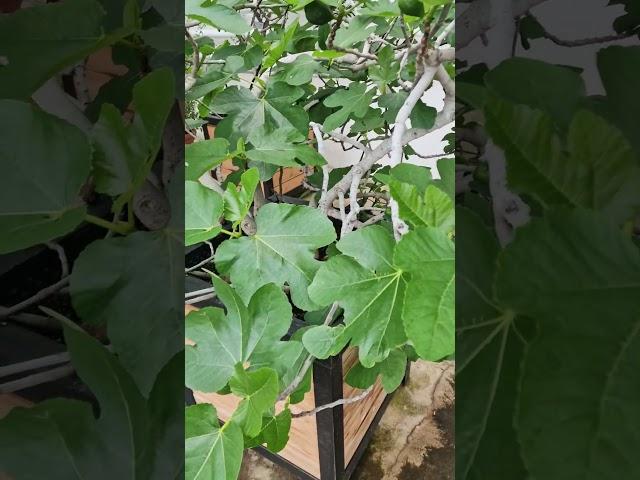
220,228,241,238
85,214,134,235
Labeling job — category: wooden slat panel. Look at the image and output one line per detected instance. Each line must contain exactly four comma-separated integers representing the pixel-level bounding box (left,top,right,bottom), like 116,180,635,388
341,348,387,465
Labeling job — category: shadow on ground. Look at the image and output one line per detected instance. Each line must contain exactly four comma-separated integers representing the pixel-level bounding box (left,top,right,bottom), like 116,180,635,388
239,361,454,480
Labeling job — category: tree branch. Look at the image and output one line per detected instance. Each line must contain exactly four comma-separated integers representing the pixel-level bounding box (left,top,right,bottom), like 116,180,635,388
388,65,438,239
292,385,374,418
0,243,70,320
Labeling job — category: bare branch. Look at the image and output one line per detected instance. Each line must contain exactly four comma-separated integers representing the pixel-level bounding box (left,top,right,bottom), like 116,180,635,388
185,241,215,273
434,19,455,48
292,385,374,418
0,243,70,319
319,117,454,215
0,352,70,379
185,293,217,305
311,122,369,153
0,365,75,394
388,66,438,239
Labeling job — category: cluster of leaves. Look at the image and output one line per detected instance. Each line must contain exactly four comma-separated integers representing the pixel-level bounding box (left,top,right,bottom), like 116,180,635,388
0,0,185,478
456,30,640,480
183,0,455,478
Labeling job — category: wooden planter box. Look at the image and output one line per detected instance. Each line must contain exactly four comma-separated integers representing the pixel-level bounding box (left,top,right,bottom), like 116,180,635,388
185,304,407,480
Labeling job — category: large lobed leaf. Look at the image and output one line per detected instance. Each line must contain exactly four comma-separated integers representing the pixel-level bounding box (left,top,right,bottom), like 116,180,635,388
185,404,243,480
185,138,230,181
70,229,183,396
215,203,336,310
495,209,640,479
92,68,175,198
486,100,637,211
211,83,308,146
0,0,130,100
186,0,250,34
308,225,454,367
0,100,90,254
0,323,183,480
185,181,224,246
185,276,294,393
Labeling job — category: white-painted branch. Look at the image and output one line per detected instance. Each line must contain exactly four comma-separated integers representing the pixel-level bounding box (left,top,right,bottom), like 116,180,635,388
0,365,75,394
292,385,374,418
0,242,70,319
312,122,369,153
434,19,455,48
311,122,335,209
341,166,363,236
338,191,347,229
185,241,215,273
185,287,215,299
185,293,217,305
33,79,92,133
388,67,437,239
389,67,437,166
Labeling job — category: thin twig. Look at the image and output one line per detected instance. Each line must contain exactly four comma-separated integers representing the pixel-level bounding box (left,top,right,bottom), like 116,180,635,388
359,213,386,228
185,241,215,273
185,287,215,299
185,28,201,91
185,293,217,305
0,277,69,320
0,365,75,394
0,352,70,379
532,15,639,47
312,123,369,153
292,385,374,418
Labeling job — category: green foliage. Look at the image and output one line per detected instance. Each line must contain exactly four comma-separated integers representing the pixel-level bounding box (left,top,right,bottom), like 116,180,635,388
0,100,90,254
185,404,244,480
0,0,130,100
185,181,224,245
215,203,337,310
456,33,640,478
322,83,377,132
92,69,175,197
180,1,455,476
345,348,408,393
305,1,333,25
185,276,295,393
0,321,183,480
229,366,280,437
186,138,230,181
308,225,454,366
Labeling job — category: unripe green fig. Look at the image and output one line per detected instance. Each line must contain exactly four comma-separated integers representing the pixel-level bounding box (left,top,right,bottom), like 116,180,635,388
398,0,424,18
305,0,333,25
